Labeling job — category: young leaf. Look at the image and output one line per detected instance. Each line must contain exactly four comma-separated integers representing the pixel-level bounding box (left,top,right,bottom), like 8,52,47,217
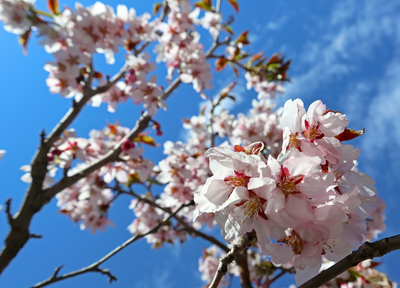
231,63,239,77
223,24,234,35
227,0,239,12
47,0,60,15
18,29,31,55
234,30,249,45
153,2,162,15
335,128,365,141
134,133,157,146
215,57,228,71
194,1,214,11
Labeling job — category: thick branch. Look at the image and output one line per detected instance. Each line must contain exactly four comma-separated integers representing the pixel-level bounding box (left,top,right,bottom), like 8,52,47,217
235,248,252,288
32,202,191,288
299,234,400,288
0,26,230,276
0,59,134,275
209,231,257,288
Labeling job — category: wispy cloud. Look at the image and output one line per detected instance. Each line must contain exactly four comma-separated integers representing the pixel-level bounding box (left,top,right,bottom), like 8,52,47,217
285,1,400,103
133,265,174,288
360,55,400,173
249,14,289,48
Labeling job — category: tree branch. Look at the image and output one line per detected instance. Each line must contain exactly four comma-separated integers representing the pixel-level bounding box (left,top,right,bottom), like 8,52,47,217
235,248,252,288
0,57,132,275
298,234,400,288
42,32,230,218
0,24,232,276
209,231,257,288
5,198,13,227
115,186,230,253
32,202,191,288
216,0,222,13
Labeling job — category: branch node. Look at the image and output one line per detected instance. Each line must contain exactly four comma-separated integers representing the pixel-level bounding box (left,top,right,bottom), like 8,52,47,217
5,198,14,227
97,267,117,283
63,167,70,178
40,130,46,145
52,265,64,279
29,233,43,239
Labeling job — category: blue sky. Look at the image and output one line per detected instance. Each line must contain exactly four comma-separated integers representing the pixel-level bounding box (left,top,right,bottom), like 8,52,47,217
0,0,400,287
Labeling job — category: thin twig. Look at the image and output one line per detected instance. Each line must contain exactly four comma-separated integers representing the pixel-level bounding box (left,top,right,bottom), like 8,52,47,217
0,57,134,274
42,34,229,201
32,202,191,288
299,234,400,288
0,21,232,276
216,0,222,13
116,186,229,253
209,231,257,288
267,269,288,285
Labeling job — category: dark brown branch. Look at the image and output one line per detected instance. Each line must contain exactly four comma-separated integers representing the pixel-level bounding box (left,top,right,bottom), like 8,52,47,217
31,202,190,288
0,25,232,276
235,248,252,288
5,198,13,227
209,231,257,288
299,234,400,288
267,269,290,286
0,57,139,275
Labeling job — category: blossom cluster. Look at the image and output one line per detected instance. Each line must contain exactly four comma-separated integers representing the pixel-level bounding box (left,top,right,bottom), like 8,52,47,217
0,0,226,115
127,193,187,248
320,259,396,288
198,245,239,287
17,123,155,232
127,137,215,246
0,1,390,287
156,0,214,93
194,98,385,283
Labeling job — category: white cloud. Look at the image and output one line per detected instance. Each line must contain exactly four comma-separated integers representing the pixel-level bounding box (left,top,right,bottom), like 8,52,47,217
361,56,400,167
153,269,174,288
286,1,400,102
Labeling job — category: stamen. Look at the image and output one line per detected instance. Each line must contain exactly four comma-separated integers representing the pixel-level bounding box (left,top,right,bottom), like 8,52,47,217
278,174,304,196
283,229,304,255
235,198,262,223
224,171,250,187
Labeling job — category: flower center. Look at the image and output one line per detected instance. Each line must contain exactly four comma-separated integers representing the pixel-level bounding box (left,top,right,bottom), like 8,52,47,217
283,229,304,255
288,133,301,151
224,171,250,187
278,168,304,197
303,120,324,142
235,197,263,223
